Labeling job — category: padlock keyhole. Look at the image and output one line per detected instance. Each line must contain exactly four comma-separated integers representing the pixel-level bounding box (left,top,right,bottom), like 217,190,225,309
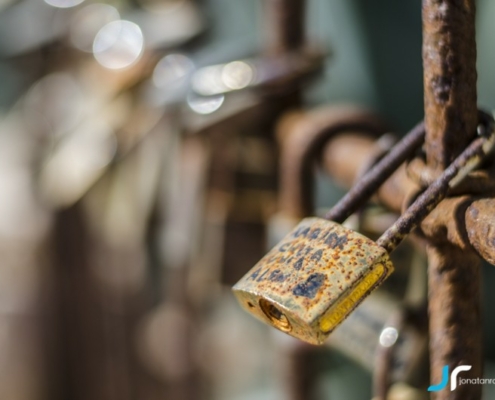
259,299,292,332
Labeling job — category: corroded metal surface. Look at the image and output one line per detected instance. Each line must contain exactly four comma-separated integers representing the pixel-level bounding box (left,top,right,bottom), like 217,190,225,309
427,246,482,399
422,0,482,398
413,194,495,268
321,133,495,264
466,198,495,266
377,128,495,253
408,110,495,188
420,196,473,249
423,0,478,172
407,159,495,196
233,218,393,344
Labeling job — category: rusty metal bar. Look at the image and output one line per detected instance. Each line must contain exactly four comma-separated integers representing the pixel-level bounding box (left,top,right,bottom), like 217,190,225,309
422,1,482,399
428,247,482,394
261,0,309,108
466,198,495,265
423,0,478,171
322,136,416,213
264,0,306,55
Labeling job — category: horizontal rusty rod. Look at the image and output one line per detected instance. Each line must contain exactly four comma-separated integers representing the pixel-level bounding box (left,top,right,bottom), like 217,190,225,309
324,122,424,224
322,135,416,213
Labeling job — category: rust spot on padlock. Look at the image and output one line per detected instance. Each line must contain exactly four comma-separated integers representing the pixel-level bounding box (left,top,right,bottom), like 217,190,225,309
233,217,394,344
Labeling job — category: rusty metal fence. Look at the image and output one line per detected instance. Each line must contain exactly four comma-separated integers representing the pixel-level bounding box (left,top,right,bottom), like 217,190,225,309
0,0,495,399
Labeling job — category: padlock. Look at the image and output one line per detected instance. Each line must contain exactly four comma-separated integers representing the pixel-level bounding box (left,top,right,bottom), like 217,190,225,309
270,106,426,365
234,216,394,344
233,116,495,344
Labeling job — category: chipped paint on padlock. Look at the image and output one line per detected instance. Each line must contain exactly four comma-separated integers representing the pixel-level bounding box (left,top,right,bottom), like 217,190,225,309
233,217,394,344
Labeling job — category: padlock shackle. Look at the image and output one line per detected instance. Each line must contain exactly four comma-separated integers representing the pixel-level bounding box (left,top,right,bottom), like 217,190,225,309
377,119,495,253
324,121,425,224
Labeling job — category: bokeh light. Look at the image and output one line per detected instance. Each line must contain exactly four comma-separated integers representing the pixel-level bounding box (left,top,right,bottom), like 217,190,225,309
379,326,399,348
187,93,224,114
44,0,84,9
192,60,254,96
93,20,144,70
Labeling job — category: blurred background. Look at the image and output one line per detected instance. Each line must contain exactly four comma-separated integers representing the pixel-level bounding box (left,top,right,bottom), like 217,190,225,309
2,0,495,399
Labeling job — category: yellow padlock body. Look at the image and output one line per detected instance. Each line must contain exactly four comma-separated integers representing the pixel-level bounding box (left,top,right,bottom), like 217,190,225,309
233,217,394,345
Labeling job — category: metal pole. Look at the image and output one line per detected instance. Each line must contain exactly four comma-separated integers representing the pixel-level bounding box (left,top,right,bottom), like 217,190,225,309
423,0,478,171
422,1,482,398
264,0,306,56
262,0,307,108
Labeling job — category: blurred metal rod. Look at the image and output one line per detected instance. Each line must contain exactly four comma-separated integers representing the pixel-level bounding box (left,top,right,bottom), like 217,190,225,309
264,0,306,55
277,105,388,219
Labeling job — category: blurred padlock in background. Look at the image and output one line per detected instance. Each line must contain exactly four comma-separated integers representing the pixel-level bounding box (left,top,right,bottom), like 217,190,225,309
2,0,495,399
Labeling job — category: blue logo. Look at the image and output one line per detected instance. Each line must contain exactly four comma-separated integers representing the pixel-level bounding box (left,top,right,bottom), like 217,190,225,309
428,365,472,392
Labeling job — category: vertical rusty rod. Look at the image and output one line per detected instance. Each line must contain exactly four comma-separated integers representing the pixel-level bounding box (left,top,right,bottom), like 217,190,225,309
422,1,482,399
262,0,307,108
423,0,478,171
264,0,306,56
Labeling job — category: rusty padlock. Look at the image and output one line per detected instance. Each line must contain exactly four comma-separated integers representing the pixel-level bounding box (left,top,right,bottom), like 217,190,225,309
233,115,495,344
